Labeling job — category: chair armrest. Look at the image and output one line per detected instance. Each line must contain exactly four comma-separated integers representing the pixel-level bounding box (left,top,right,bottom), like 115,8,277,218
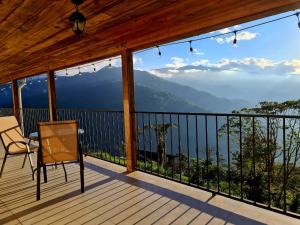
7,141,27,151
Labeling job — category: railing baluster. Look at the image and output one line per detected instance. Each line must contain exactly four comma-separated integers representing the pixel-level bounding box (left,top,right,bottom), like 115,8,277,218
283,117,286,212
170,114,174,179
252,116,256,204
142,113,146,171
196,115,200,187
162,113,166,178
148,113,152,173
267,116,271,208
227,115,231,196
205,114,209,190
177,114,181,182
239,116,243,200
216,115,219,193
186,114,190,184
136,113,140,168
155,112,159,175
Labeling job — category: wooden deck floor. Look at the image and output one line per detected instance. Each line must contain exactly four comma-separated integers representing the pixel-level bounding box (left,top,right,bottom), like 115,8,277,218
0,145,299,225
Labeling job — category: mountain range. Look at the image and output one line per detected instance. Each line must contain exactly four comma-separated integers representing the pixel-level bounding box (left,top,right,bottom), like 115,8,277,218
0,67,250,113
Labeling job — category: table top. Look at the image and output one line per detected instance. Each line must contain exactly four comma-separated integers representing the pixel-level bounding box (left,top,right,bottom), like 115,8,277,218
29,129,85,140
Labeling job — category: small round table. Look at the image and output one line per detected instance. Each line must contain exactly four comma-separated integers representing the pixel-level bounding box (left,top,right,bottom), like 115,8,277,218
29,128,85,142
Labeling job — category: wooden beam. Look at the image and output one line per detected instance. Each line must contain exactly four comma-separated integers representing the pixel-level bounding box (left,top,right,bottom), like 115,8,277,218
121,49,137,172
12,79,20,122
47,70,57,121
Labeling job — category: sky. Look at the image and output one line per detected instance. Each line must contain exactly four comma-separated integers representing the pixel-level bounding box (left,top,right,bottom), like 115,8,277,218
133,11,300,71
130,10,300,104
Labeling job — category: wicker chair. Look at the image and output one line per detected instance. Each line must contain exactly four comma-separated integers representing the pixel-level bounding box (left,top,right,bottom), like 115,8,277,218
36,120,84,200
0,116,36,179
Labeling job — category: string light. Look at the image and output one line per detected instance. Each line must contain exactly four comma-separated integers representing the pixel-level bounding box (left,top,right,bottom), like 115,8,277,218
189,40,193,53
233,31,237,45
3,12,299,89
135,11,300,56
296,12,300,28
156,46,161,56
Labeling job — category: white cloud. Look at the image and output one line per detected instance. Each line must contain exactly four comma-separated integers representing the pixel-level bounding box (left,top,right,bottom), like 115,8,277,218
192,59,209,66
149,57,300,79
166,57,187,68
226,31,257,43
193,48,205,55
149,69,173,78
168,69,179,73
184,69,204,73
215,37,225,44
214,30,257,44
133,56,143,65
219,28,231,34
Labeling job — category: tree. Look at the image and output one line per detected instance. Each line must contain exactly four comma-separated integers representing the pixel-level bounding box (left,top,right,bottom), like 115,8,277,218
140,123,177,166
219,100,300,209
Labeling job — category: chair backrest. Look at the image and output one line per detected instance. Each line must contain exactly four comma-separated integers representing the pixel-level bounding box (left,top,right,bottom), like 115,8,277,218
38,120,79,164
0,116,25,151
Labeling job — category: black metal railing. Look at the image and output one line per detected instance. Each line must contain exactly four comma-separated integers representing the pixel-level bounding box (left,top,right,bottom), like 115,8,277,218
0,108,13,116
0,107,299,217
134,111,300,218
20,108,126,166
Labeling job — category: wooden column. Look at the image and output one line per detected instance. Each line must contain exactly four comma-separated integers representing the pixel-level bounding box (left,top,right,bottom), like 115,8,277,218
12,79,20,122
121,50,137,172
47,70,57,121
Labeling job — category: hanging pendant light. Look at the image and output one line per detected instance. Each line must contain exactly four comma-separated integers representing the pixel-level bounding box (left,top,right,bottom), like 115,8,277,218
69,0,86,38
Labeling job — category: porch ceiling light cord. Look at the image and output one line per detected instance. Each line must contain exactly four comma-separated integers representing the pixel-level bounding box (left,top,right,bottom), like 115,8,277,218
135,11,300,55
233,31,237,45
296,12,300,28
156,46,161,56
189,40,193,53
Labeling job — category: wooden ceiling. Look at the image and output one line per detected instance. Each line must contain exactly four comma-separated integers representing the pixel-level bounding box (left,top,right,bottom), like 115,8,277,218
0,0,300,83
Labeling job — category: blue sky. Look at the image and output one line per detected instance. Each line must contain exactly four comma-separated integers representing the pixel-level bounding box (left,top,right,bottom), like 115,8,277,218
133,11,300,71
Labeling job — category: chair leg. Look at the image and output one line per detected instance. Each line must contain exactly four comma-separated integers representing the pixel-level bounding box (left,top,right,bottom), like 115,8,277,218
22,154,27,168
37,158,41,201
28,153,35,181
79,156,84,193
0,153,8,178
61,162,67,182
43,165,47,183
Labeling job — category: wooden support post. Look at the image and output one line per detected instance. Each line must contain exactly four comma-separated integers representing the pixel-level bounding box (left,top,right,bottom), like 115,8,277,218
47,70,57,121
121,50,137,172
12,79,20,122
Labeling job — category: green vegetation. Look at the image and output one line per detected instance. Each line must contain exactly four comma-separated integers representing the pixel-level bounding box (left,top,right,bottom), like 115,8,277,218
86,100,300,215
